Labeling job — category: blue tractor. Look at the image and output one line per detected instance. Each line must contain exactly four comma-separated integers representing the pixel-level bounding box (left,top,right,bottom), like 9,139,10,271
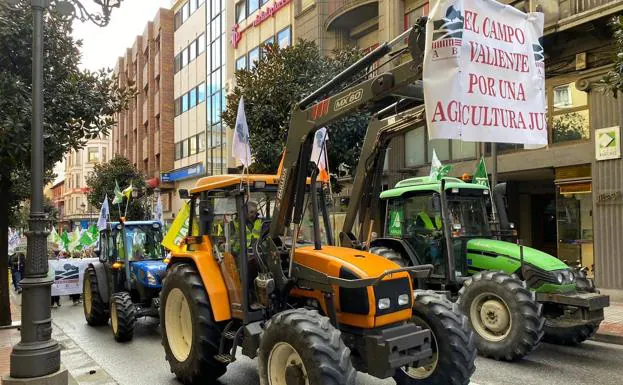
82,220,168,342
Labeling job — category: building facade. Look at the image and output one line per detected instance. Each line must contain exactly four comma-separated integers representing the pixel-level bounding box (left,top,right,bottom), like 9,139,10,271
111,8,175,221
63,137,111,230
291,0,623,288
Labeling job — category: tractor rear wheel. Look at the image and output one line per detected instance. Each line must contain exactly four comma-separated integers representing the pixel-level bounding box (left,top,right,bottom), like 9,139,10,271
160,263,227,385
83,266,109,326
110,291,136,342
369,246,406,266
394,291,476,385
258,308,356,385
458,271,544,361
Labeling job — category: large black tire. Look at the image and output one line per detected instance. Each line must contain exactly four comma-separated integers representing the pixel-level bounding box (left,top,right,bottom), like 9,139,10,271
258,308,356,385
394,291,476,385
160,263,227,385
542,322,600,346
83,266,109,326
458,271,544,361
369,246,406,266
110,291,136,343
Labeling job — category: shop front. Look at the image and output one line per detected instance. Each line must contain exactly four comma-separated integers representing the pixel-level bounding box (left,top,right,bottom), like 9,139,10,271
554,165,594,277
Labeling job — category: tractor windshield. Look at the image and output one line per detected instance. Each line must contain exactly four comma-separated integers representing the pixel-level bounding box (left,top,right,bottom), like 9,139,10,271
446,195,491,238
119,225,165,261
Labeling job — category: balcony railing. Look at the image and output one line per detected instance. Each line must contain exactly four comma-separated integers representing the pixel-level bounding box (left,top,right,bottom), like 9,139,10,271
508,0,622,31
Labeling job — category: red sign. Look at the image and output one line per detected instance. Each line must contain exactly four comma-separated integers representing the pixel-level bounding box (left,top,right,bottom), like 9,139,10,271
231,0,291,49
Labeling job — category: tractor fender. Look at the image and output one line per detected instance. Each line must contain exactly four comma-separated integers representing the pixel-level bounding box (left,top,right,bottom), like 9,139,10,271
88,262,110,305
168,250,231,322
369,237,422,266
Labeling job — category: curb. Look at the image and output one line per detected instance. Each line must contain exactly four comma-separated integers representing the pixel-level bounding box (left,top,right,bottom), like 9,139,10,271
0,322,20,331
592,331,623,346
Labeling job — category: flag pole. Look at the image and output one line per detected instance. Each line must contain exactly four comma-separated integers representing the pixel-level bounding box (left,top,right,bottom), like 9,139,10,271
490,143,498,224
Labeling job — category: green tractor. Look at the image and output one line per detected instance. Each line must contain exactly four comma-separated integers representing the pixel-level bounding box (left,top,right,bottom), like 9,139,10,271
340,104,610,361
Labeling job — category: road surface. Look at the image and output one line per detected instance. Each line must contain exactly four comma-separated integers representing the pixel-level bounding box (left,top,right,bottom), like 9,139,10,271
51,298,623,385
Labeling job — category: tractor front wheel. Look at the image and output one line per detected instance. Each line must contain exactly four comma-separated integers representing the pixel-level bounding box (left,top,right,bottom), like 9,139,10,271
160,263,227,385
458,271,544,361
258,308,356,385
83,266,109,326
394,291,476,385
110,292,136,342
543,321,601,346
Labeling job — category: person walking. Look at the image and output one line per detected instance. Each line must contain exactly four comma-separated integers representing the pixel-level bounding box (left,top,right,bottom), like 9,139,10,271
69,251,81,305
9,252,25,293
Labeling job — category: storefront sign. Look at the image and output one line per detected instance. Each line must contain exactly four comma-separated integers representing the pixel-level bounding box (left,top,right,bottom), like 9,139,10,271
161,163,205,183
231,0,291,49
597,191,623,204
595,126,621,161
423,0,547,145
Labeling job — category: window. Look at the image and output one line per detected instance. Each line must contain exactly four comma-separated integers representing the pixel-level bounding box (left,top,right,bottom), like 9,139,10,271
182,139,189,158
197,34,205,54
198,83,206,103
405,2,430,30
212,0,221,17
428,140,450,162
451,140,477,160
211,92,221,122
211,69,221,93
212,41,221,68
182,48,188,67
189,40,197,62
75,173,81,188
248,0,259,15
175,98,181,116
175,53,181,73
102,147,107,162
236,1,246,23
88,147,99,163
182,2,190,22
405,127,426,167
261,0,270,5
182,93,189,112
198,0,205,6
198,132,206,152
211,16,221,41
190,0,196,14
189,88,197,108
277,26,291,48
175,142,182,160
262,36,275,58
248,46,260,68
174,10,183,30
189,136,198,155
549,81,590,143
236,56,247,70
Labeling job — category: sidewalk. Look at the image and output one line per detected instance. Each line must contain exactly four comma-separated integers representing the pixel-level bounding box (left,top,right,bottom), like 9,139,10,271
0,288,116,385
593,289,623,345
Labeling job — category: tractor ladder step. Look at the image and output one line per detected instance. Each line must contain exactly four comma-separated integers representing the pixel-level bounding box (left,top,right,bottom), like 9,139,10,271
214,354,235,364
223,330,237,340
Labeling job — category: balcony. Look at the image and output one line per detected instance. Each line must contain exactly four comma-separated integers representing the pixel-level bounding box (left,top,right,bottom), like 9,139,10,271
508,0,623,34
154,91,160,117
143,137,148,160
142,64,148,89
154,130,160,155
154,52,160,79
142,99,148,124
326,0,378,31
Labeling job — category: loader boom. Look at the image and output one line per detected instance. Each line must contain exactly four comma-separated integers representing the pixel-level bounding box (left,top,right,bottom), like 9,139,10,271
266,22,428,293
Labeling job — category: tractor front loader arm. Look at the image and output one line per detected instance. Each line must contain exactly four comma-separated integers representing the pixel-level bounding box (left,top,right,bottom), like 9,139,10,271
266,22,429,295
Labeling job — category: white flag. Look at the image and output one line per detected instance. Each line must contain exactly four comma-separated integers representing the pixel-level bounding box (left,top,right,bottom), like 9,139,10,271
97,195,110,231
429,149,442,178
310,127,329,182
232,96,252,167
154,194,164,225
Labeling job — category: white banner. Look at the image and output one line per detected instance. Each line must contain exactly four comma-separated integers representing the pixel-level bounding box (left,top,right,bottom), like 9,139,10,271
423,0,546,145
48,258,99,296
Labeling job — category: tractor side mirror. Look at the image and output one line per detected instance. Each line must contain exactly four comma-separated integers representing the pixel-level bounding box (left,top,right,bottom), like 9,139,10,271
97,249,107,263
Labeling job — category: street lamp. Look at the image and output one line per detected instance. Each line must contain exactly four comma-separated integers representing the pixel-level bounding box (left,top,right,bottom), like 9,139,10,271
3,1,123,383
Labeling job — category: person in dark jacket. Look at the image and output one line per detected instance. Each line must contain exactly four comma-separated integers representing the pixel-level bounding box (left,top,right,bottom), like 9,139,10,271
9,252,25,293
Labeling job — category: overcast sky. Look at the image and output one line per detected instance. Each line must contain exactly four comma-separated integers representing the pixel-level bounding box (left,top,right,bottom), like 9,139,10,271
72,0,171,71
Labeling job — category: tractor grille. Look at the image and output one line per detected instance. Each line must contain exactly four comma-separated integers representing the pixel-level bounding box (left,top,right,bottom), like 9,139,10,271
339,267,370,315
373,278,411,316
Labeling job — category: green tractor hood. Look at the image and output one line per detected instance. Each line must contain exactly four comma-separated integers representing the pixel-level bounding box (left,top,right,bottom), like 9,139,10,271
466,238,568,272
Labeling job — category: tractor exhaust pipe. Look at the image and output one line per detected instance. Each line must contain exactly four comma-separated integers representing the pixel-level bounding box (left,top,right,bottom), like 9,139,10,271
492,183,510,230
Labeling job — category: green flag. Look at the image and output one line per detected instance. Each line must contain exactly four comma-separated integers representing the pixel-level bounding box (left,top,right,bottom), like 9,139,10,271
48,227,61,244
429,149,453,180
80,230,94,248
87,224,99,243
60,231,70,251
112,180,124,205
473,156,489,187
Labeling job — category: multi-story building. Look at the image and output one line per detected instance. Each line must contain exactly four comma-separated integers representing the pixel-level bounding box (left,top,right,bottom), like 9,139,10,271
63,137,111,230
291,0,623,289
50,181,67,232
111,8,175,221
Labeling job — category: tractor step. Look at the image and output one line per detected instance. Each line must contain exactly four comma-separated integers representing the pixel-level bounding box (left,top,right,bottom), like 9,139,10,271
214,354,235,364
223,330,237,340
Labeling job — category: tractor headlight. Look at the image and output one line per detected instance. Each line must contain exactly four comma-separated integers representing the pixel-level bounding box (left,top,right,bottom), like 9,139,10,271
378,298,391,310
568,271,575,282
398,294,410,306
555,272,564,284
146,271,157,286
